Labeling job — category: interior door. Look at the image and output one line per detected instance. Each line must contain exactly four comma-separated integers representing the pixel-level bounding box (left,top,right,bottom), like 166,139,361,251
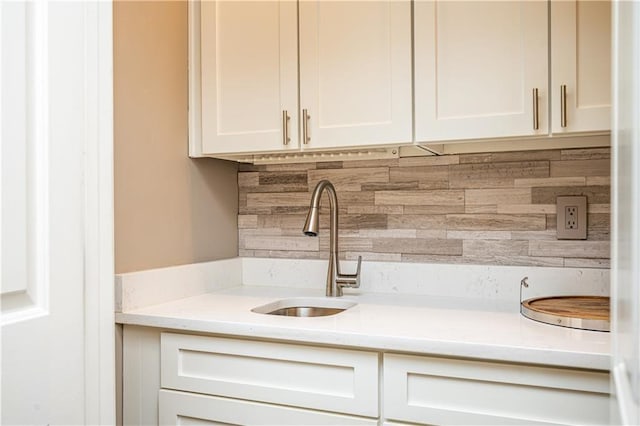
1,1,114,424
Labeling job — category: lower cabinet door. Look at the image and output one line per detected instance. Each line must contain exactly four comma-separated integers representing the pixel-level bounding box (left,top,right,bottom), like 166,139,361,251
384,354,610,425
158,389,378,425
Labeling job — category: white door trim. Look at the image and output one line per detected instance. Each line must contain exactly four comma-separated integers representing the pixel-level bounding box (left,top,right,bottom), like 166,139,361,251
82,1,115,424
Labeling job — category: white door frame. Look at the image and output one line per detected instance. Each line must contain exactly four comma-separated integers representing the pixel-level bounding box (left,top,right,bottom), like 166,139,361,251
83,2,115,424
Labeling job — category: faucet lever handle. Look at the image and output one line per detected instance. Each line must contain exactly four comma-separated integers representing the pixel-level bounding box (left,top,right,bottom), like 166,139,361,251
337,256,362,291
354,255,362,278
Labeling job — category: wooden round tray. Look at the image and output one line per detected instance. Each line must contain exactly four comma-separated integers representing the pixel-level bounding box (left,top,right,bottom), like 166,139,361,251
520,296,610,332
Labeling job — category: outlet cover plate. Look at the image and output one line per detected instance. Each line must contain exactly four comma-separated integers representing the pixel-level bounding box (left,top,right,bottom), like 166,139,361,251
556,196,587,240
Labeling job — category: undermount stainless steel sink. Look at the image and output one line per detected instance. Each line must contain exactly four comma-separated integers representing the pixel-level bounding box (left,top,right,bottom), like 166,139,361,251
264,306,346,317
251,298,356,317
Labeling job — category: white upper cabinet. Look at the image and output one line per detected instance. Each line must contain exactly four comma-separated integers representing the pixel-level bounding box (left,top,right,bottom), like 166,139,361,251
199,1,298,154
551,0,611,134
195,0,411,156
192,0,611,159
298,0,412,150
414,1,549,142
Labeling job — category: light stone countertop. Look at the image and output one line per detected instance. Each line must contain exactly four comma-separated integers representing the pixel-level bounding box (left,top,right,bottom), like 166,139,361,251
116,282,610,371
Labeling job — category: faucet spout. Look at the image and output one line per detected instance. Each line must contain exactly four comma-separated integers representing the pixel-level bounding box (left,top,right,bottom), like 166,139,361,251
303,180,362,297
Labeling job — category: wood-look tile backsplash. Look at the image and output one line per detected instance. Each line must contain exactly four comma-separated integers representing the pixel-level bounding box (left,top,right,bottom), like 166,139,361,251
237,148,610,268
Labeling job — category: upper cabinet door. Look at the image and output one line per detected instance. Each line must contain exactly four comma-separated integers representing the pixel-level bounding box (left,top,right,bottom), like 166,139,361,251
298,0,412,150
551,0,611,134
414,1,548,142
199,1,298,154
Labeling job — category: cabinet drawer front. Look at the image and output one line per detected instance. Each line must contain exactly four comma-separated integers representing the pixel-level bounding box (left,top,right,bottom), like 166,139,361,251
161,333,378,417
384,354,609,425
159,389,378,426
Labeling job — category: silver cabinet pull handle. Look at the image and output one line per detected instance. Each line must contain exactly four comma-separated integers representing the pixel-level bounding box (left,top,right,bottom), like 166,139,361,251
532,88,539,130
560,84,567,128
282,110,290,145
302,109,310,144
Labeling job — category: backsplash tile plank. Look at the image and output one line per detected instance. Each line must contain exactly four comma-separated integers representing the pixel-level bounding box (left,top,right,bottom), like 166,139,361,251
320,236,373,252
514,177,586,187
404,205,465,214
496,204,556,214
449,161,549,189
465,188,531,205
257,214,312,229
238,147,610,268
247,192,311,208
446,214,546,231
361,182,419,191
308,167,389,189
387,214,447,229
244,236,319,251
447,230,512,240
263,163,317,172
415,230,448,239
340,214,387,229
360,229,417,238
465,205,499,214
399,155,460,167
550,159,610,177
372,238,462,255
531,186,610,204
347,205,404,215
455,255,565,267
458,150,561,164
564,258,610,268
258,172,308,185
529,240,610,258
511,230,557,240
389,165,449,188
586,176,611,186
238,215,258,229
345,251,402,262
560,148,611,160
463,240,529,257
238,172,260,187
375,189,465,206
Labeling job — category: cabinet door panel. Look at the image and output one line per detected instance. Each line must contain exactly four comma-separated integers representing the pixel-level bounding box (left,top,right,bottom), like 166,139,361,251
200,1,298,154
551,0,611,133
299,0,412,149
415,1,548,142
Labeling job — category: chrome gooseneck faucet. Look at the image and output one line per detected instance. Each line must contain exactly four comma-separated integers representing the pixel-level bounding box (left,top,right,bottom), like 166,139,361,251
303,180,362,297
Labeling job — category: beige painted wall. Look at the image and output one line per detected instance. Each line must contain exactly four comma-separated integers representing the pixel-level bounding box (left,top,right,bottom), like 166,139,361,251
114,0,238,274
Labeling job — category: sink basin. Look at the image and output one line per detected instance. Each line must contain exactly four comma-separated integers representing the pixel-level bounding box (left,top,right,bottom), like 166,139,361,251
251,297,356,317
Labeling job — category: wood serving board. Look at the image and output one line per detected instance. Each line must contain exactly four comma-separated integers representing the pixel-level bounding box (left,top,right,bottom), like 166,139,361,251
522,296,610,320
521,296,610,331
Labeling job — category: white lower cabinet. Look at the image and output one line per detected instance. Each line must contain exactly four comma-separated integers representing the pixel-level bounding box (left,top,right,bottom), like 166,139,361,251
383,354,610,426
121,326,609,426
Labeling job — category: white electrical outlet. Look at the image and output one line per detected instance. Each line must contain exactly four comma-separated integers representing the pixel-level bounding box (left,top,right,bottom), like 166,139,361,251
557,196,587,239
